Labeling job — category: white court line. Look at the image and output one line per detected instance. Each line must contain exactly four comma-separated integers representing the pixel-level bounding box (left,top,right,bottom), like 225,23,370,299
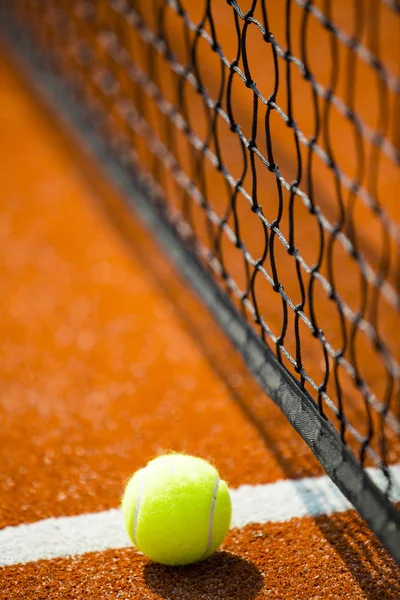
1,465,399,567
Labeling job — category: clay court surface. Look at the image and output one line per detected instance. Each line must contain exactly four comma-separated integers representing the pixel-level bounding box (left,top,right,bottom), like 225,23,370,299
0,48,399,599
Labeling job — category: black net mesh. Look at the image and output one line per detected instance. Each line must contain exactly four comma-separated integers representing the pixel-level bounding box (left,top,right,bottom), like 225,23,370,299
3,0,399,553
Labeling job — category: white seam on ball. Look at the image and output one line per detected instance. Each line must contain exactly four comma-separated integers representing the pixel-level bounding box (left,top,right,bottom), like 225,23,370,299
132,468,147,548
204,475,220,557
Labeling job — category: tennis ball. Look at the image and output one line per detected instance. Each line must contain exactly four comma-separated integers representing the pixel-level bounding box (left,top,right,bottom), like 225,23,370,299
121,453,231,566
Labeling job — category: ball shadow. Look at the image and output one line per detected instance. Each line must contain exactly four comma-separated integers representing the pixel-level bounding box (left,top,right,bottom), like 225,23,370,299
143,551,263,600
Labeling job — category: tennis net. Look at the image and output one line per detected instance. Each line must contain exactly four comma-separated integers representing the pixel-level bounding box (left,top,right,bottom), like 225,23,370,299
2,0,399,560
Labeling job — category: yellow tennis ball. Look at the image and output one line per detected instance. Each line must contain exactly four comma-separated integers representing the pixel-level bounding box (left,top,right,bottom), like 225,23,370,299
121,453,232,566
